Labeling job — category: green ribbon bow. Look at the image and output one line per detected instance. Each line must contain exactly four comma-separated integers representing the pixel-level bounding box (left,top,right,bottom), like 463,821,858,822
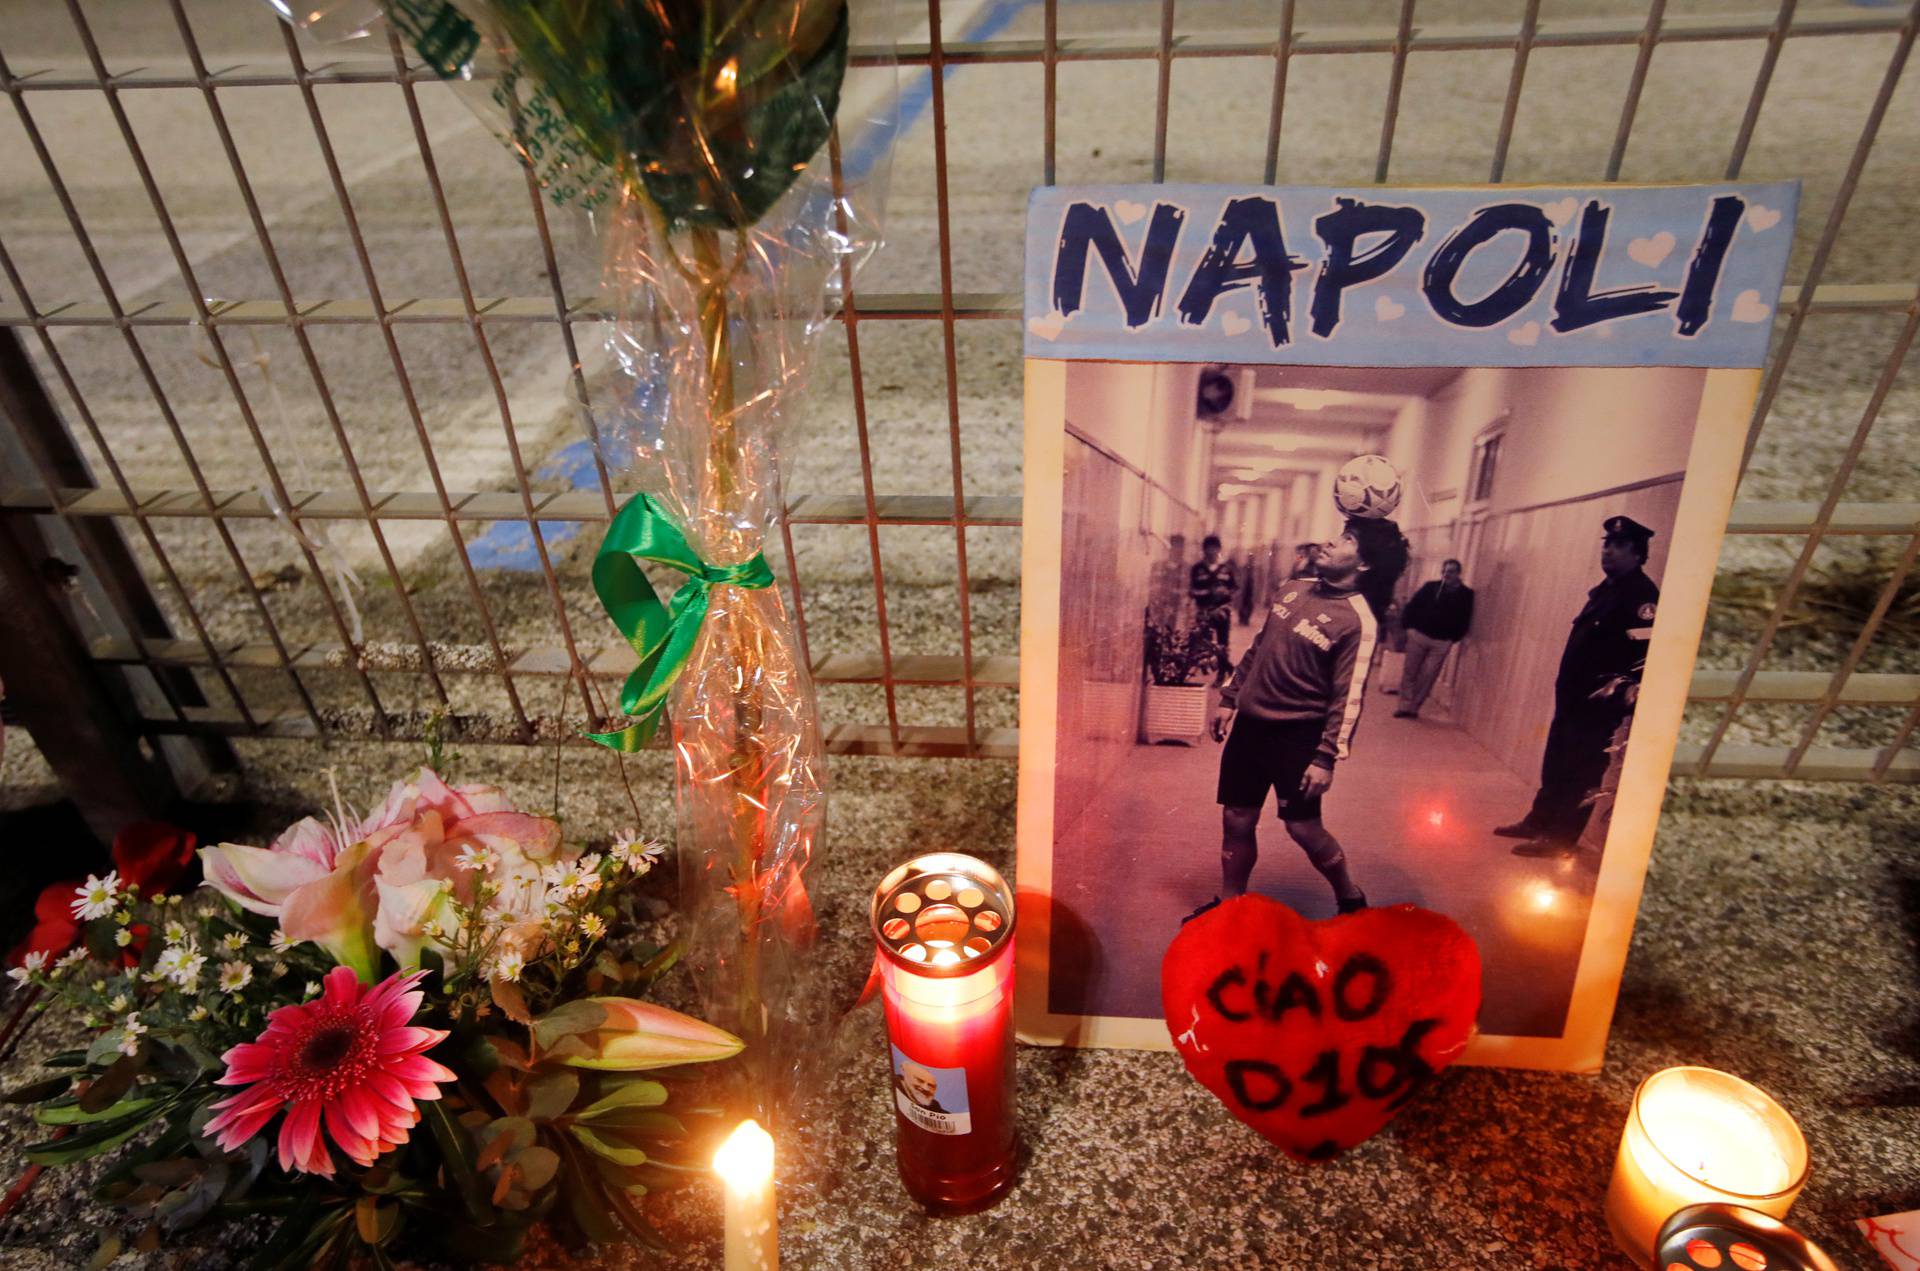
585,493,774,753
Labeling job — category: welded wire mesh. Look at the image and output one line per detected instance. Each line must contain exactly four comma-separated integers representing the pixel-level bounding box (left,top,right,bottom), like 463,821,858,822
0,0,1914,782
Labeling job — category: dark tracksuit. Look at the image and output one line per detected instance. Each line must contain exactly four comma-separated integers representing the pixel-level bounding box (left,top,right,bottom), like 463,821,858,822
1525,567,1660,842
1190,559,1238,659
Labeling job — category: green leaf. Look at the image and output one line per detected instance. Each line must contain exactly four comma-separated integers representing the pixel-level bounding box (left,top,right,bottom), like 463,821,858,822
132,1158,202,1188
86,1031,128,1066
79,1055,142,1113
598,1167,671,1253
574,1081,666,1121
583,1109,685,1139
38,1095,161,1126
632,940,682,984
513,1145,559,1191
562,1169,624,1245
45,1050,88,1068
355,1196,399,1246
156,1161,226,1232
483,1036,531,1072
2,1074,73,1103
524,1070,579,1122
421,1101,490,1227
532,1000,606,1051
543,1034,594,1062
221,1138,269,1202
476,1116,536,1164
568,1125,648,1167
85,1234,122,1271
25,1115,152,1165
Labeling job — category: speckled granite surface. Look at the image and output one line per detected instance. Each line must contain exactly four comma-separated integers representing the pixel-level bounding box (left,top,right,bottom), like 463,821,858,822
0,756,1913,1270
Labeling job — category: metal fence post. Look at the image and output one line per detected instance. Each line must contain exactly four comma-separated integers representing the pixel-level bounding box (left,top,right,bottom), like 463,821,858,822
0,329,233,838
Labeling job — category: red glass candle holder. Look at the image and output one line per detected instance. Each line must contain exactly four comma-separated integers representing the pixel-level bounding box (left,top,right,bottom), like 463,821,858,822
871,852,1017,1215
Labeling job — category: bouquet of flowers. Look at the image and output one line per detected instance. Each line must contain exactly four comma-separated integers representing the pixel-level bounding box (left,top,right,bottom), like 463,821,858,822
4,767,740,1267
259,0,893,1127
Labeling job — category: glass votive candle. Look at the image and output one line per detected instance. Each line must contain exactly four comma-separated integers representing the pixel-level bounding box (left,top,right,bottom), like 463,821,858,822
1605,1067,1809,1267
871,852,1018,1215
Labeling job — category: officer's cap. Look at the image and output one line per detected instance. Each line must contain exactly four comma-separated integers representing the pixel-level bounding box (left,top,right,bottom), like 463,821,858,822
1602,515,1654,544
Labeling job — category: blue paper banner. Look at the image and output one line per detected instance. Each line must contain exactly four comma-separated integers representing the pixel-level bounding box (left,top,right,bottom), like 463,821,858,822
1024,183,1798,368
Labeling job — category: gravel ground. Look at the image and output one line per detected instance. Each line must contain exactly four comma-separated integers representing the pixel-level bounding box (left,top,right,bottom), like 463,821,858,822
0,739,1916,1269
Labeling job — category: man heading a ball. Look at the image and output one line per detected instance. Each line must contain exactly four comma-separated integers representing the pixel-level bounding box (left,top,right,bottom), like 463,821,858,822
1206,515,1410,916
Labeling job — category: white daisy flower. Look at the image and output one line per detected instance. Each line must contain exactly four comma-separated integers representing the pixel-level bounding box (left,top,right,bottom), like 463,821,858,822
491,950,525,983
163,921,187,944
117,1013,146,1057
608,831,643,867
303,981,320,998
270,960,289,978
187,1004,209,1022
107,993,128,1012
617,838,665,877
71,872,120,921
216,962,252,993
220,933,247,954
154,940,202,985
543,860,595,900
454,844,496,874
114,928,133,948
579,913,607,940
269,929,295,955
55,949,86,972
8,951,48,985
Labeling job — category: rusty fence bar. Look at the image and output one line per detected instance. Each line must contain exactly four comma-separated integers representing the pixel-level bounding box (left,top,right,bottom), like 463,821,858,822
0,0,1915,784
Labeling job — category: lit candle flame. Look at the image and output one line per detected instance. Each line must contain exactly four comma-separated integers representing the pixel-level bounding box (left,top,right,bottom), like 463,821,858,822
714,1118,774,1190
715,58,740,95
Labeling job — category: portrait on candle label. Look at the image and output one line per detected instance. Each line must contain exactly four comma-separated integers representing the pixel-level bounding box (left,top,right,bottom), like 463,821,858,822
891,1046,973,1135
1014,182,1800,1072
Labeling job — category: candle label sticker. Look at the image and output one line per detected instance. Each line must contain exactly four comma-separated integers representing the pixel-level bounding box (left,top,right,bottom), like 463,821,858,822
891,1046,972,1135
1160,897,1480,1160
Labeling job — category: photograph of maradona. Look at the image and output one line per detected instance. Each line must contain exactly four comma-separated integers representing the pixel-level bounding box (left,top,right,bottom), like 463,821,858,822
1017,358,1752,1070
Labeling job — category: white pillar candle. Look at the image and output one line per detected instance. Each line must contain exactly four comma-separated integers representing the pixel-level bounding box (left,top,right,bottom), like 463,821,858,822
1605,1068,1808,1267
714,1118,778,1271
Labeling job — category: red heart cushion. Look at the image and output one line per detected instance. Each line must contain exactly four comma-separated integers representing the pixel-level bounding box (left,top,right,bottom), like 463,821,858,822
1161,896,1481,1162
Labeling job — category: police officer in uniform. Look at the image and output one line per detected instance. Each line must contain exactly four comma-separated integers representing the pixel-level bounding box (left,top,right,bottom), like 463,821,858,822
1495,516,1659,858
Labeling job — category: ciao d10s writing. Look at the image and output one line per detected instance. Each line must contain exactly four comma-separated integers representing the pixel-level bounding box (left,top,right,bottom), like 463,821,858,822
1205,949,1440,1121
1162,899,1482,1161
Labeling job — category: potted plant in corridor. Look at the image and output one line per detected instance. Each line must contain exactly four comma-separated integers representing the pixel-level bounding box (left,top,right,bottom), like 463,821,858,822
1139,615,1222,745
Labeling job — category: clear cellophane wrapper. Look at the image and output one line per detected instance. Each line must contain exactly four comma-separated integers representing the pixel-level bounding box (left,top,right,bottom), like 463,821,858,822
595,182,880,1121
270,0,895,1131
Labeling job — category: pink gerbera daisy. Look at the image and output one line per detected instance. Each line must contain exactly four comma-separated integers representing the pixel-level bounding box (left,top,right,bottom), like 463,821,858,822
204,966,455,1176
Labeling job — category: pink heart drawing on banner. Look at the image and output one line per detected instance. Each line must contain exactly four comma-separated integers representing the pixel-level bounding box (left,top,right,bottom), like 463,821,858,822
1114,200,1148,225
1223,312,1252,336
1543,197,1578,226
1731,290,1772,323
1375,295,1406,321
1507,321,1540,346
1628,232,1675,267
1028,313,1066,340
1746,205,1782,232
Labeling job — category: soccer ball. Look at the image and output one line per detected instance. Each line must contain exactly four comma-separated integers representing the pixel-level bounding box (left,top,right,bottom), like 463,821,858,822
1332,454,1403,519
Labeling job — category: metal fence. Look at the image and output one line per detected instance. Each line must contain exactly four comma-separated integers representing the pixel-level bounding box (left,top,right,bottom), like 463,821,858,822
0,0,1915,797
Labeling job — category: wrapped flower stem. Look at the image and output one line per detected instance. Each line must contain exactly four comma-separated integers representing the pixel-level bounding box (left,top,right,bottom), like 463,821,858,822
272,0,889,1124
